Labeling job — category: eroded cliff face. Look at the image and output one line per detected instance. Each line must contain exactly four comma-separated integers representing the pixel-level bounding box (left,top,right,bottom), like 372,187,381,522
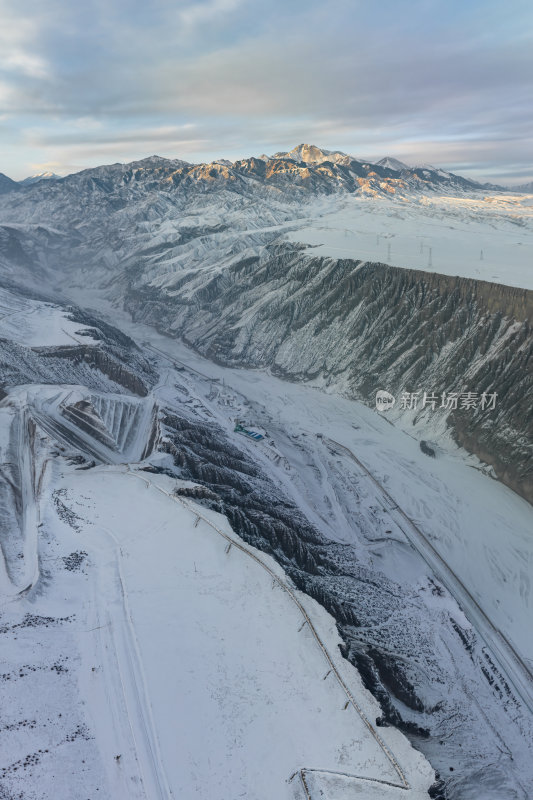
125,245,532,503
0,299,157,397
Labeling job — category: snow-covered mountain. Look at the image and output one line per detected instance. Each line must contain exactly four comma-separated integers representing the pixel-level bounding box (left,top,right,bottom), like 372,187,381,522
510,180,533,193
19,171,62,186
375,156,410,171
272,143,353,165
0,144,501,203
0,172,20,195
0,145,532,800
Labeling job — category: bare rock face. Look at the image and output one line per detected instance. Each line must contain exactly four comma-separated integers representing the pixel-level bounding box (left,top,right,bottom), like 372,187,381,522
126,245,533,503
0,296,157,398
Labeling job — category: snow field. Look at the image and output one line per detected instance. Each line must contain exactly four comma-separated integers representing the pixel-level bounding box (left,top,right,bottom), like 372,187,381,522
286,193,533,289
62,465,433,799
0,286,98,347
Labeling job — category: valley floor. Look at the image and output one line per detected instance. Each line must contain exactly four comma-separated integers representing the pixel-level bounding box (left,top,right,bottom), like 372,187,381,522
1,436,433,799
1,288,533,799
99,300,533,676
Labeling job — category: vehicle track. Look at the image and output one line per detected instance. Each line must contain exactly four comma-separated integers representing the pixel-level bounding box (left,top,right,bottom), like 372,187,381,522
114,467,413,793
322,436,533,717
95,521,174,800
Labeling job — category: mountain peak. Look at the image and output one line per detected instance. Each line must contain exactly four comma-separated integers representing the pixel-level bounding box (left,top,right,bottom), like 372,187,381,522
289,144,334,162
376,157,409,171
272,144,350,165
20,171,62,186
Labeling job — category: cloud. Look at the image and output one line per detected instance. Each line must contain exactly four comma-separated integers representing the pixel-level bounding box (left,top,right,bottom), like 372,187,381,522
0,0,50,85
27,122,199,147
15,122,215,176
1,0,532,183
177,0,244,31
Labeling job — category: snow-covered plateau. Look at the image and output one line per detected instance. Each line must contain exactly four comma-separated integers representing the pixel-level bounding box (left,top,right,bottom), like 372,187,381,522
0,146,532,799
286,192,533,290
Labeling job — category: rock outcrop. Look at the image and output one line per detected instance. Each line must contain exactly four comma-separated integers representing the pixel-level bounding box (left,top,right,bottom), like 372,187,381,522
126,246,533,503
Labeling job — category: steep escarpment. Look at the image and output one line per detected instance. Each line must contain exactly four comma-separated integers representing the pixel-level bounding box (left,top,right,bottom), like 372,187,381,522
125,245,532,503
0,298,157,397
154,403,531,799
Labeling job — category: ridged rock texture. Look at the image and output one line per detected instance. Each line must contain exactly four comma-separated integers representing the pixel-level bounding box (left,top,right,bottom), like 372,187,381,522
125,245,533,503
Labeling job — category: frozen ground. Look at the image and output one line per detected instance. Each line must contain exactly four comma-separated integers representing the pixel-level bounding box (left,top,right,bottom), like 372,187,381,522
286,193,533,290
136,328,533,796
0,286,98,347
66,466,433,799
0,281,437,800
91,304,533,674
0,421,434,799
1,284,532,798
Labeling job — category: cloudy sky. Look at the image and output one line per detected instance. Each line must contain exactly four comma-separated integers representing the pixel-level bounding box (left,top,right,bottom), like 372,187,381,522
1,0,532,183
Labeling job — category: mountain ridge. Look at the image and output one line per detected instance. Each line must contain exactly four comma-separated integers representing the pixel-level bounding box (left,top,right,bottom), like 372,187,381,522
0,172,21,195
509,180,533,193
1,144,504,195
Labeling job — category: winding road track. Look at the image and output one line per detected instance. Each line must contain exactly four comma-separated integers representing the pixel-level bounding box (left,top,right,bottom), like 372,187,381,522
321,436,533,717
115,466,413,794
